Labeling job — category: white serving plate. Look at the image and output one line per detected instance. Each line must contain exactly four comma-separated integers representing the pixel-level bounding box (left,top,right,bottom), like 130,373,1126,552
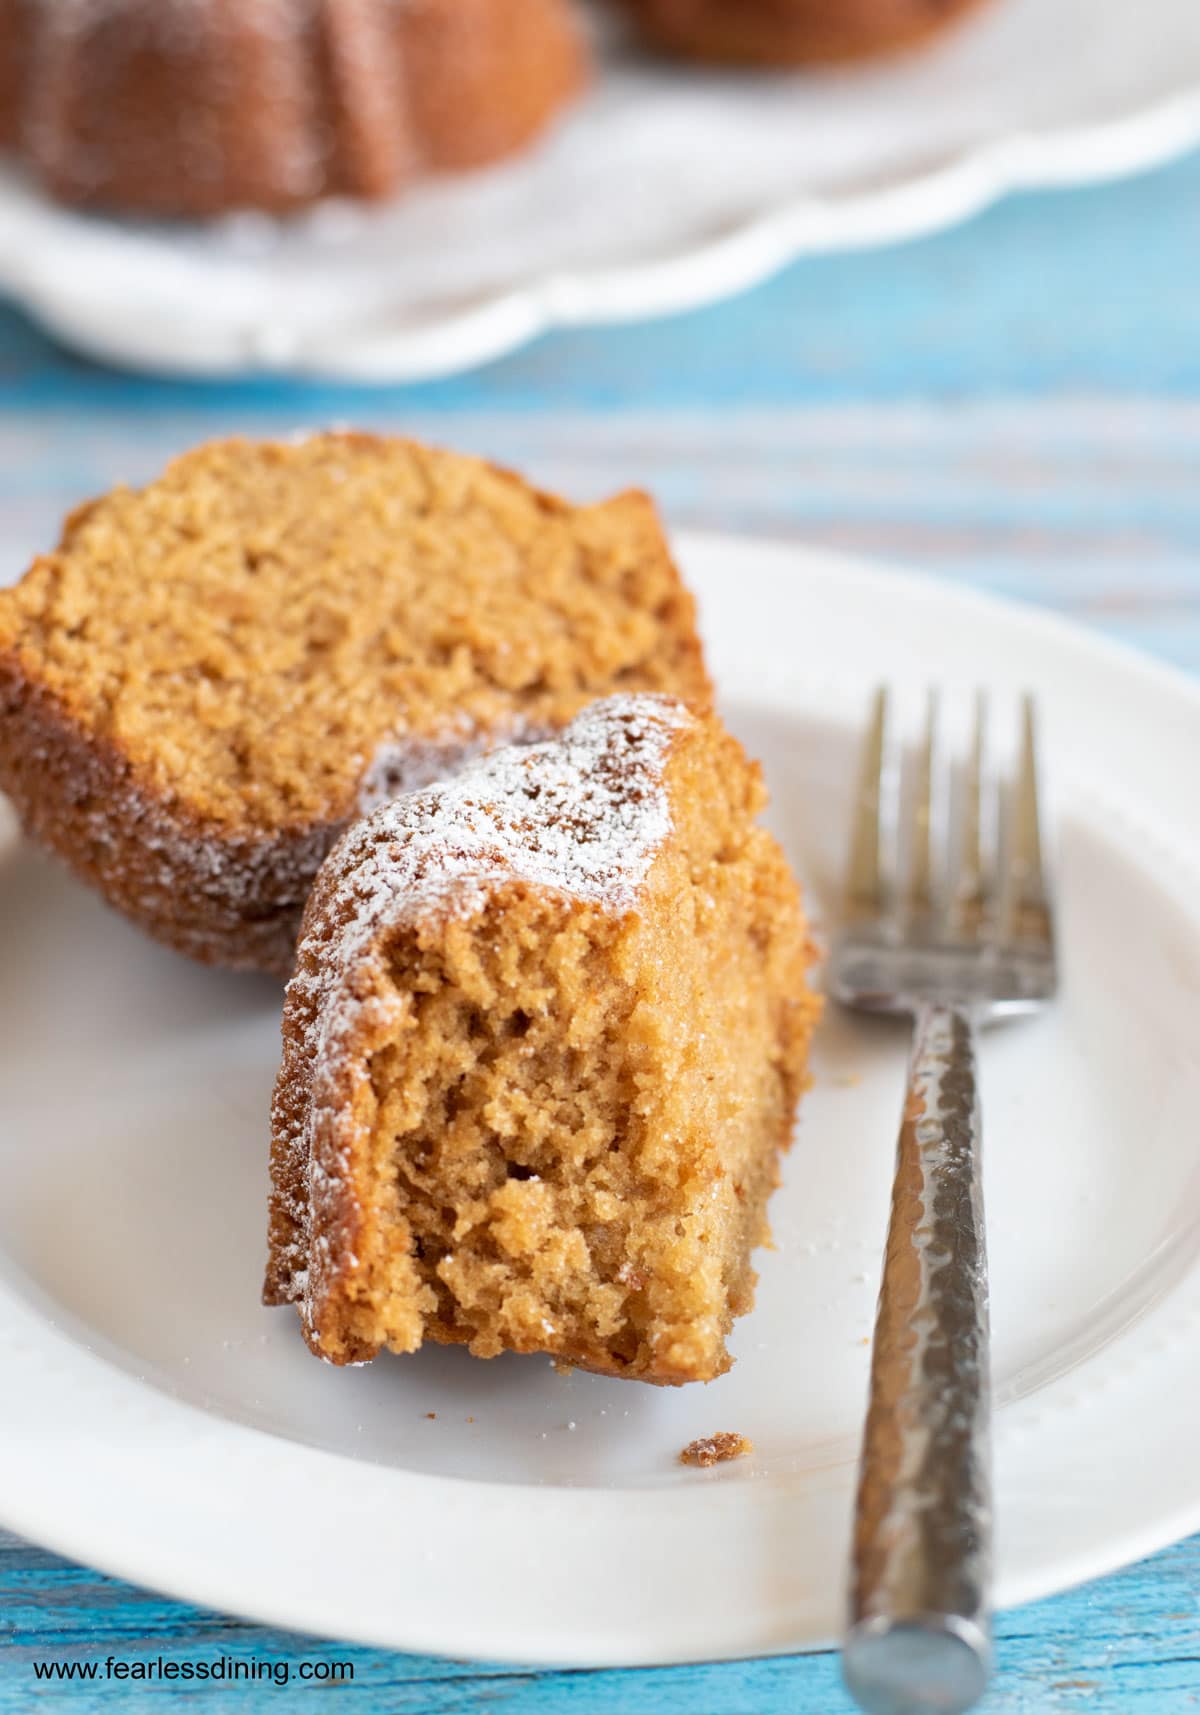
2,0,1199,378
3,535,1200,1664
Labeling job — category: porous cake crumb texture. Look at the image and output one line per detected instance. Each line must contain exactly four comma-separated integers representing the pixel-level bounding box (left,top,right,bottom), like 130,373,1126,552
0,434,709,971
266,696,820,1385
679,1432,754,1467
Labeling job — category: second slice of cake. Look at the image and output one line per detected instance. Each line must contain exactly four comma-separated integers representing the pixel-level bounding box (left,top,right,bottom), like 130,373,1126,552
266,694,820,1384
0,433,708,974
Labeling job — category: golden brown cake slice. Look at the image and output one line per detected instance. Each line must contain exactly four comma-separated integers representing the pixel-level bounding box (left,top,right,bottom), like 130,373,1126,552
0,434,709,975
265,695,820,1384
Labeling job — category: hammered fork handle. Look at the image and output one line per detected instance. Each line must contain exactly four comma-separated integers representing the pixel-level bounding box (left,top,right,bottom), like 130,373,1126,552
843,1003,993,1715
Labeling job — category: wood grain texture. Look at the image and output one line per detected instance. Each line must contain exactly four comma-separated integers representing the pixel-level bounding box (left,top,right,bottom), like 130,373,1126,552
2,144,1200,1712
4,1527,1200,1712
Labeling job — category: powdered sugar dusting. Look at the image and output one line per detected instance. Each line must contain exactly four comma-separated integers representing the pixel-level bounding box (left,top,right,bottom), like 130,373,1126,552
328,692,689,944
267,693,693,1317
302,690,690,1097
356,714,549,815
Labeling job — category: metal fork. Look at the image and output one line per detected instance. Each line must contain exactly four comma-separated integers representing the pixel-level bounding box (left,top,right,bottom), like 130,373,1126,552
834,688,1057,1715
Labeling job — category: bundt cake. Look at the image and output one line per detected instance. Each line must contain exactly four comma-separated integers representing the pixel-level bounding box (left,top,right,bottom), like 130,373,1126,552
616,0,988,65
265,695,821,1384
0,0,587,215
0,434,710,975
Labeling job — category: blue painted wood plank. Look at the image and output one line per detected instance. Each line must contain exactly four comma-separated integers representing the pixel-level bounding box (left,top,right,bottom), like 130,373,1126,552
3,1527,1200,1713
4,403,1200,669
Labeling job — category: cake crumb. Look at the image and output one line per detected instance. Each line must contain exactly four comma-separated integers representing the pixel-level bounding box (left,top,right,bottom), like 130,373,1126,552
425,1412,437,1419
267,694,818,1381
679,1432,753,1468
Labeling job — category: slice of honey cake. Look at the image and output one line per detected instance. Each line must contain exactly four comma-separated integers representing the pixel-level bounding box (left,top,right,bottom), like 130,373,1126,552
265,695,820,1384
0,434,709,974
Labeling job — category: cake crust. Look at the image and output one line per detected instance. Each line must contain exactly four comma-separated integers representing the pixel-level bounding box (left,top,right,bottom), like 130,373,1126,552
0,664,332,973
618,0,987,65
1,0,587,215
0,434,710,974
266,696,820,1384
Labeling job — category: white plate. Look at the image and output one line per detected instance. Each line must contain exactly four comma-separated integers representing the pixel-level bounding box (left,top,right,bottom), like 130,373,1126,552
3,534,1200,1665
3,0,1200,379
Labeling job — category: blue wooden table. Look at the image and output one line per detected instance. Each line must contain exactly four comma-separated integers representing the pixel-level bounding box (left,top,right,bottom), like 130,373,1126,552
4,151,1200,1711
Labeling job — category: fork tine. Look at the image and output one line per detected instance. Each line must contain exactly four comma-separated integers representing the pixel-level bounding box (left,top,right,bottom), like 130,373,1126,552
845,686,891,919
953,690,988,937
908,688,938,916
1008,694,1052,944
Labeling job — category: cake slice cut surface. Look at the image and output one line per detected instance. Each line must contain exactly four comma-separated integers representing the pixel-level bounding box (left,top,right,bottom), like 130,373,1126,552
0,433,709,974
266,695,820,1384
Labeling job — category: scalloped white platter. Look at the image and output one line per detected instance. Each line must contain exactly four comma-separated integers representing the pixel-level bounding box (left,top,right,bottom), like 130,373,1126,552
3,534,1200,1663
2,0,1200,378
